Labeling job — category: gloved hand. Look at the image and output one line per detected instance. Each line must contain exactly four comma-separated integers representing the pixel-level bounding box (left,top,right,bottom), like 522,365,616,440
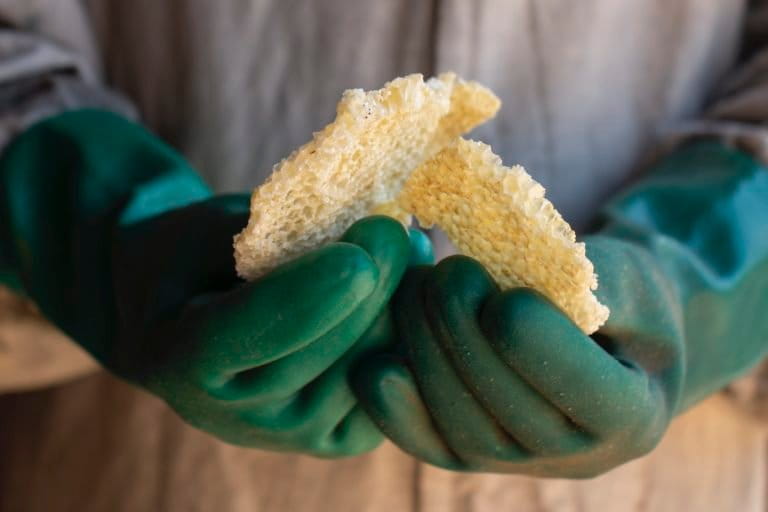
352,140,768,475
113,206,424,455
0,109,433,456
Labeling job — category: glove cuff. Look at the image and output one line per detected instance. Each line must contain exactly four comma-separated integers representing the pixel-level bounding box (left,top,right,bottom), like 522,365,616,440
590,140,768,413
0,109,211,358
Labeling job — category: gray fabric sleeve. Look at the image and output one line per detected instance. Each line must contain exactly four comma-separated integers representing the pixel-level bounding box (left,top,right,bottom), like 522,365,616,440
662,1,768,162
0,33,135,149
0,0,136,147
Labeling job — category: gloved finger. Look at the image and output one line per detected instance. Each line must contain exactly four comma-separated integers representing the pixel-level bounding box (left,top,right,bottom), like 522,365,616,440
408,227,435,265
425,256,592,455
227,308,395,405
239,312,392,455
338,216,412,309
298,378,384,458
351,353,464,470
241,309,390,428
314,405,384,457
231,217,409,398
301,341,389,458
190,242,378,389
390,266,527,467
204,216,410,401
240,360,383,457
480,288,656,436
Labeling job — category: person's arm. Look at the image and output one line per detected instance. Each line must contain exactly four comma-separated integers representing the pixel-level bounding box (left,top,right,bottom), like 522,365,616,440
0,4,434,456
0,105,428,456
0,0,133,392
350,5,768,475
661,0,768,421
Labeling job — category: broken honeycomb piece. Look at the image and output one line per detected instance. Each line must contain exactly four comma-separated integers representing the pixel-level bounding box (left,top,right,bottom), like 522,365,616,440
234,73,501,280
398,138,609,334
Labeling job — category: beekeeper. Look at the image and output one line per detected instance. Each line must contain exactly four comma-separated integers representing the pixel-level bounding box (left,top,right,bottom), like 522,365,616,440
1,1,768,511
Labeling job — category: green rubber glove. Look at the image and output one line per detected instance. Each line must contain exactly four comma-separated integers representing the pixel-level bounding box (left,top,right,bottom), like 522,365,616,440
0,109,429,456
352,140,768,475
